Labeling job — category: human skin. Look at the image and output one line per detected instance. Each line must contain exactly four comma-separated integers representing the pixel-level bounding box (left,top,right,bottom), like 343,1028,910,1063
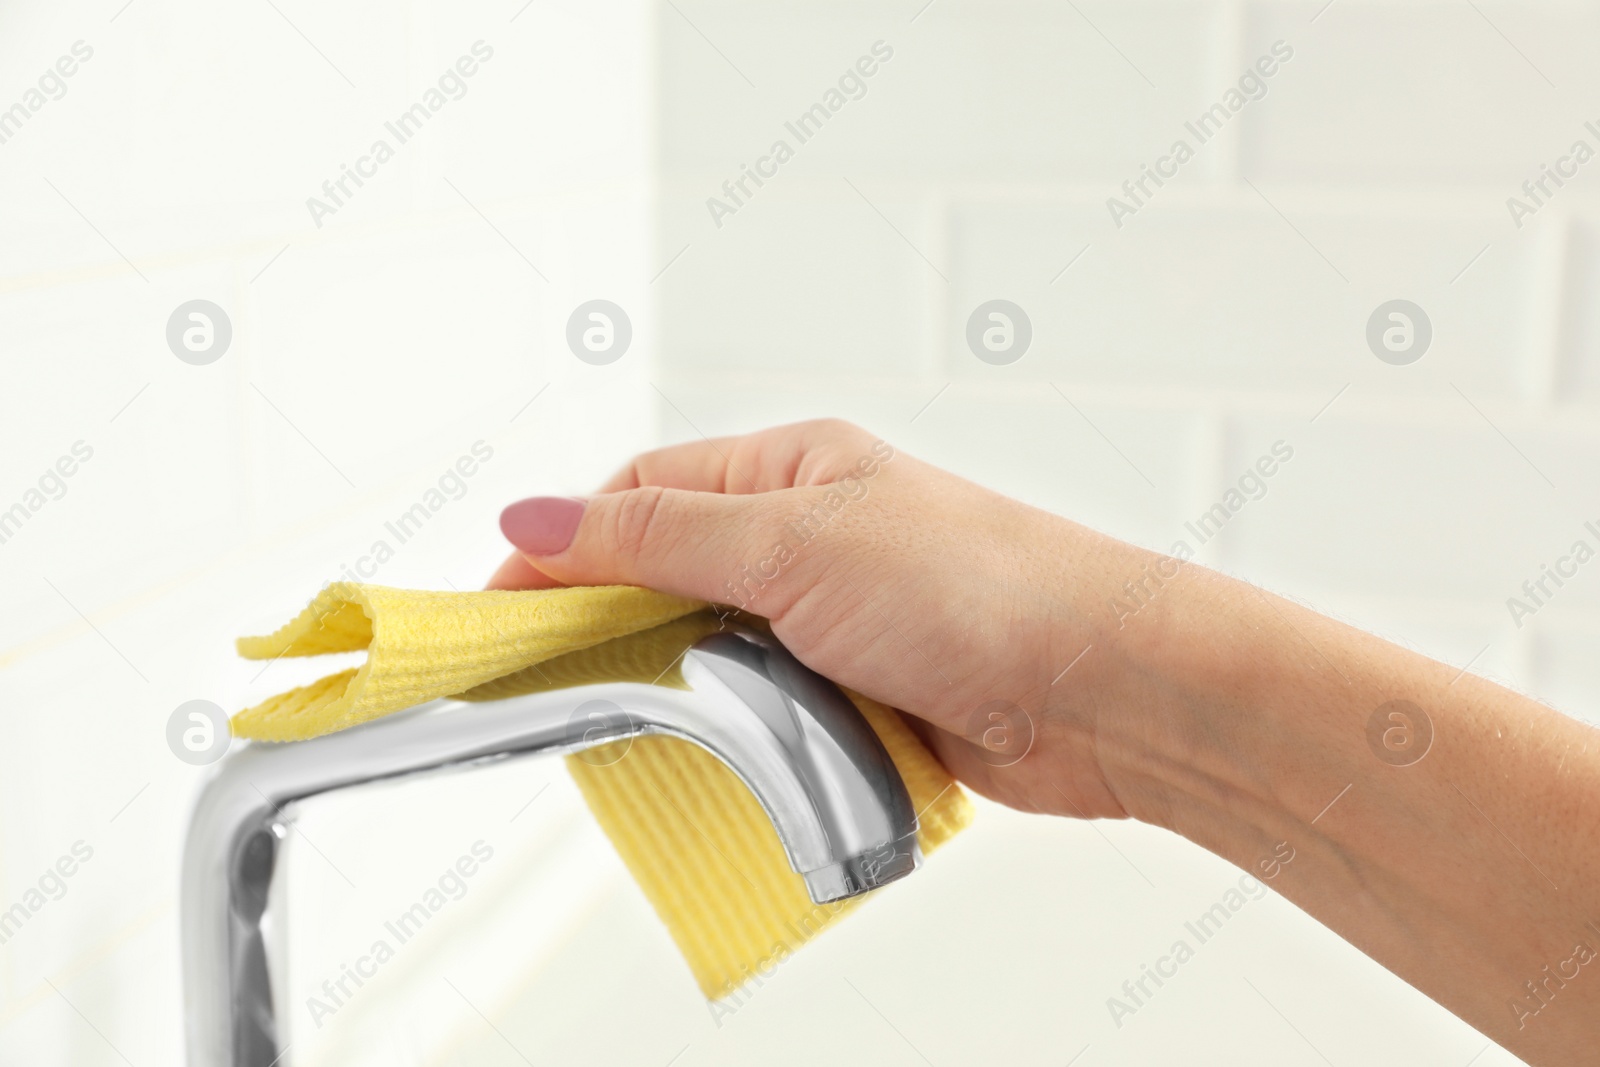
487,418,1600,1065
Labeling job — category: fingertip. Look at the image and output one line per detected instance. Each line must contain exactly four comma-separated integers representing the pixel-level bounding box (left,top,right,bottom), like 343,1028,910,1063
500,496,587,556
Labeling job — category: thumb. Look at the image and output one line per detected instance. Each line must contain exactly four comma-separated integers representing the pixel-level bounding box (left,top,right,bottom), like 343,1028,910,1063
498,488,782,603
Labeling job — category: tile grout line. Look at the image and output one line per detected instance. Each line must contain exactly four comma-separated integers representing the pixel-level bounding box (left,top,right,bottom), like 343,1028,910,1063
1522,208,1572,408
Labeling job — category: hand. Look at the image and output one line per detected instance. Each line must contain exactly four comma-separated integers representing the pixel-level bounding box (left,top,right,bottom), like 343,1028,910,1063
487,418,1137,820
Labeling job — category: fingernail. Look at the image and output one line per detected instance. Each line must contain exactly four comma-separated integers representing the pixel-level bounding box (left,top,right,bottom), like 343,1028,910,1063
500,496,585,555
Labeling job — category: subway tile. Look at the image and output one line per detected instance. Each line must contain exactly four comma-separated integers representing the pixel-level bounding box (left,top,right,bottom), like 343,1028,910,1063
655,0,1219,185
900,392,1211,553
654,182,936,379
1217,409,1600,615
1243,1,1594,187
945,195,1539,399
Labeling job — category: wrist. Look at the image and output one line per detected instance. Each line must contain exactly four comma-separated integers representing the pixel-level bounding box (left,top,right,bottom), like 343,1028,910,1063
1044,540,1313,852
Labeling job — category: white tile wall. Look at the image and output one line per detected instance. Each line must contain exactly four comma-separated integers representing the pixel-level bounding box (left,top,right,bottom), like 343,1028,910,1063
3,0,1596,1064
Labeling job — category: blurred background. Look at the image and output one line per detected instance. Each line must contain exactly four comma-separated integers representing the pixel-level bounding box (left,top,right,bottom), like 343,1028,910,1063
4,0,1599,1063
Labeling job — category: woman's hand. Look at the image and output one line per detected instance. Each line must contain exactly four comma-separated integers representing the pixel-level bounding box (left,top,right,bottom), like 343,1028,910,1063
487,418,1139,821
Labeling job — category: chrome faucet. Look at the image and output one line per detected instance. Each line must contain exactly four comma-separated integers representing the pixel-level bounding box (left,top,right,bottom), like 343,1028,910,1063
181,623,922,1066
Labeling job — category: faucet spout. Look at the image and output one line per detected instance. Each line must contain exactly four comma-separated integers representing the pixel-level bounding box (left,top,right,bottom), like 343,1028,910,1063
181,623,921,1066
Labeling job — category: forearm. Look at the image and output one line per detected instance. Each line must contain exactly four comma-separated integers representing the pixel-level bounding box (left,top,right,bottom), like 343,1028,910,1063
1077,551,1600,1063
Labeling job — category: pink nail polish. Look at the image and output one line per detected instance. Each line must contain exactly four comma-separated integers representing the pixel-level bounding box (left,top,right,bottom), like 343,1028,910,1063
500,497,585,555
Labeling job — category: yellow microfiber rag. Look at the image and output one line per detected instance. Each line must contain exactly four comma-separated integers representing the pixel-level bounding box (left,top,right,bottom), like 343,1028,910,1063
234,583,973,996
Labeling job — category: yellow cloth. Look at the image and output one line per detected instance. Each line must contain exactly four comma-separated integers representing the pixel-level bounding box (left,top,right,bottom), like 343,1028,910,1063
234,583,973,996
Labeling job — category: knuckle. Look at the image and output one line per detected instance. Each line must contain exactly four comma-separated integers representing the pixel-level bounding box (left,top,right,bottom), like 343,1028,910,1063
605,485,670,566
809,416,864,440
